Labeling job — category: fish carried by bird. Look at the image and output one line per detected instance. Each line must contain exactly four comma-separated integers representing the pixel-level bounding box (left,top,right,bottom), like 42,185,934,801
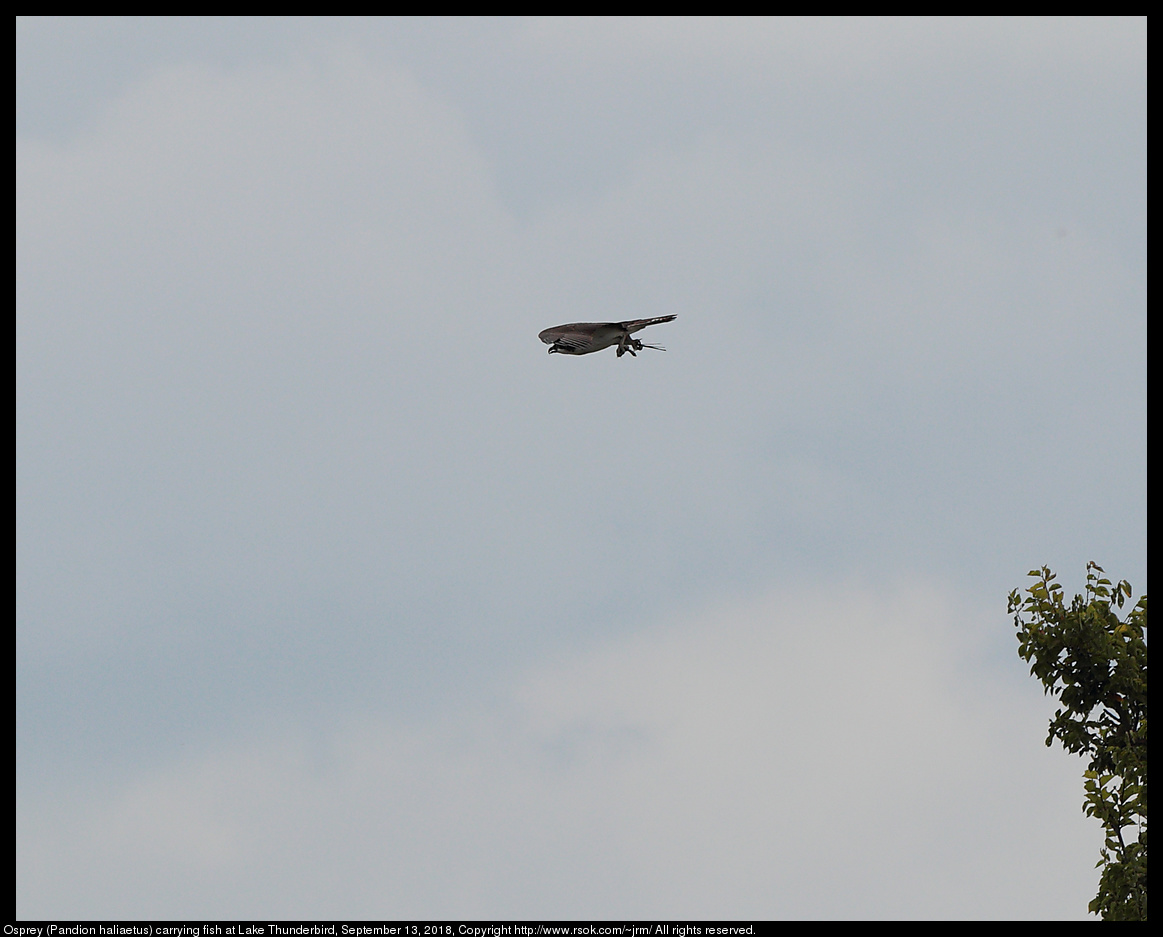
539,315,677,357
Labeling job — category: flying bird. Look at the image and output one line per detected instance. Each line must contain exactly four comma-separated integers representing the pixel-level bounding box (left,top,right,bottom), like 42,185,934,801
539,315,677,357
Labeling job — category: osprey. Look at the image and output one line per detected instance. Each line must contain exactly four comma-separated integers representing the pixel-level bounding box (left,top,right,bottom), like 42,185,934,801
539,315,677,357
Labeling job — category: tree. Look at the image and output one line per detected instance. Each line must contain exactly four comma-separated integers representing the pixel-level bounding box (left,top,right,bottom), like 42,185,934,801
1009,562,1147,920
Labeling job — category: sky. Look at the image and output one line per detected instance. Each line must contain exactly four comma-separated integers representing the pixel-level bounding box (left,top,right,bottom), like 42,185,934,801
16,16,1146,920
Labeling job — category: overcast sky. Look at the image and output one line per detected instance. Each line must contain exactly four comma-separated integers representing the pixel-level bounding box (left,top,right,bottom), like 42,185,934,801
17,16,1146,920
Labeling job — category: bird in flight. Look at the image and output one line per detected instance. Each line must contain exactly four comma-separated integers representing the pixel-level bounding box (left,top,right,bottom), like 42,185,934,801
539,315,677,357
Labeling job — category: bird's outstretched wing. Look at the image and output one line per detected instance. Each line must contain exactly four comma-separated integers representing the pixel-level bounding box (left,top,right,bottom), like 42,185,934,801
617,315,677,334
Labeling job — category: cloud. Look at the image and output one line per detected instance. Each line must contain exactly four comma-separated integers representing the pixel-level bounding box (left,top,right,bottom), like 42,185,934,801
519,16,1146,78
18,581,1101,918
17,20,1143,919
17,32,1144,754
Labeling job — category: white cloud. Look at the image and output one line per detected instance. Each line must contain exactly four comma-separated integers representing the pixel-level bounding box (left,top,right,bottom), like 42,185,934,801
519,16,1146,84
17,20,1143,920
18,581,1101,918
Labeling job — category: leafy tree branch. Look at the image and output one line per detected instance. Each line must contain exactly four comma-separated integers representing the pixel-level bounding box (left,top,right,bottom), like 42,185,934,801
1009,562,1147,920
